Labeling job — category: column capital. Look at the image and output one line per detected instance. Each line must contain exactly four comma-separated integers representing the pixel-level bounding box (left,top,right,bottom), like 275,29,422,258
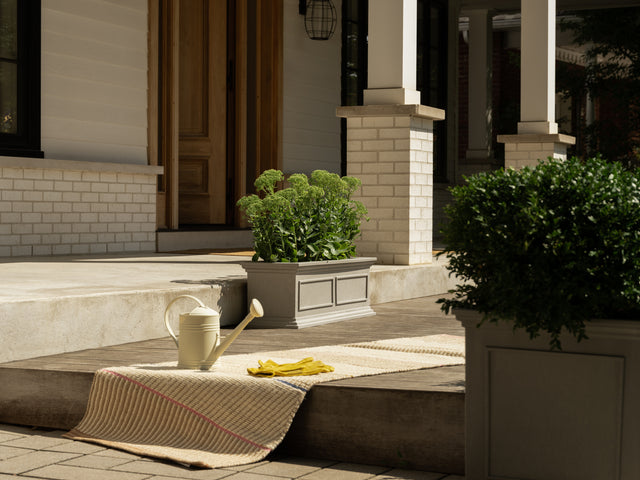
497,133,575,145
337,104,445,121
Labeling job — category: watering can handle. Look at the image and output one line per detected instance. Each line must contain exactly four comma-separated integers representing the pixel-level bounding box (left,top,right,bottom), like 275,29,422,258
163,295,206,348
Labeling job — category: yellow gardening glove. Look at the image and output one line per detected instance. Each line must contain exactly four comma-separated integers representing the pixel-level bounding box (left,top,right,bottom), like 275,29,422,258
247,357,334,377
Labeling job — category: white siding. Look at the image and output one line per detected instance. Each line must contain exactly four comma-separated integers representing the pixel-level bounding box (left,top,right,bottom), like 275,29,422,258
41,0,148,165
282,0,342,175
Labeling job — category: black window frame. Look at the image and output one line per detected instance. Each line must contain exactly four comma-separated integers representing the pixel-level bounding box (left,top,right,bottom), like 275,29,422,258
417,0,448,182
340,0,368,176
0,0,43,158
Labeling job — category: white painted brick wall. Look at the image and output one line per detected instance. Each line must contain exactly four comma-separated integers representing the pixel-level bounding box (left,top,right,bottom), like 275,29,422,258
346,114,434,265
0,159,160,257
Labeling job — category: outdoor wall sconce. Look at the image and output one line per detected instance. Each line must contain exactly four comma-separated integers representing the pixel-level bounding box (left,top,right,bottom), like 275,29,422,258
299,0,337,41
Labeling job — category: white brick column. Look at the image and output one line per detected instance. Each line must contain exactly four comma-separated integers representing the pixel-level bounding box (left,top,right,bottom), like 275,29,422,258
497,133,575,169
337,105,445,265
496,0,575,167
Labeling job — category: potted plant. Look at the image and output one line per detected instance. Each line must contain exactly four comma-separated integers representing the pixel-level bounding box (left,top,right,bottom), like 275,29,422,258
237,169,375,328
438,157,640,480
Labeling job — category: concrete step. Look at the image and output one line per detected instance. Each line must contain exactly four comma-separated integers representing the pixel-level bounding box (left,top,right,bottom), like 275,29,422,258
0,254,459,363
279,366,464,473
0,296,465,473
0,366,464,474
0,363,464,473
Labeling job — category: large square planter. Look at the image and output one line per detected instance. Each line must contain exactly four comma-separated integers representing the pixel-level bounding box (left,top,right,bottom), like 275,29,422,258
241,257,376,328
457,309,640,480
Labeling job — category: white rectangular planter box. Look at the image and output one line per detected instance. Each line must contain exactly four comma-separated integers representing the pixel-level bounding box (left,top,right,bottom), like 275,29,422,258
457,309,640,480
241,257,376,328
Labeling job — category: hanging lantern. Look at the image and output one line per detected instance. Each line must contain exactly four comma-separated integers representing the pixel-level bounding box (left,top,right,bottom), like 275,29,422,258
302,0,337,41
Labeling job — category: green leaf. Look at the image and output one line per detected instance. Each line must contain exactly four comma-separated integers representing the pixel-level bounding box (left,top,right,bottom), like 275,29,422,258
439,156,640,349
236,169,368,263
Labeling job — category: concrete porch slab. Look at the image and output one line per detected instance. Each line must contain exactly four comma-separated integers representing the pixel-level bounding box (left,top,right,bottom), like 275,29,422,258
0,253,459,363
0,253,250,363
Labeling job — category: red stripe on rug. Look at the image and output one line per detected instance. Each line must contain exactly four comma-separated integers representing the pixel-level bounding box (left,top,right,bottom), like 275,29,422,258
103,369,271,452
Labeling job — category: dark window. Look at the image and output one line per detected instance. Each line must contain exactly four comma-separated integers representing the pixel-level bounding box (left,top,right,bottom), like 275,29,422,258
417,0,448,182
341,0,448,181
0,0,42,157
340,0,367,176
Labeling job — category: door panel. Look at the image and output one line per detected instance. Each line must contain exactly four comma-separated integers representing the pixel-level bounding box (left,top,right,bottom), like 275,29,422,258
178,0,227,225
155,0,283,228
179,157,209,194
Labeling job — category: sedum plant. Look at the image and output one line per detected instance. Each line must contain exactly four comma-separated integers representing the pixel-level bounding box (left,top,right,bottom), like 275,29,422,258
439,156,640,349
237,169,367,263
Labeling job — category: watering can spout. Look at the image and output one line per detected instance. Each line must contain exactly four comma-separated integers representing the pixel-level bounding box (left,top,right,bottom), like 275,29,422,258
201,299,264,370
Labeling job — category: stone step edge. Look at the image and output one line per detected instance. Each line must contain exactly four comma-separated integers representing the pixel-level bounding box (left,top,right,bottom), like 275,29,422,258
0,366,464,474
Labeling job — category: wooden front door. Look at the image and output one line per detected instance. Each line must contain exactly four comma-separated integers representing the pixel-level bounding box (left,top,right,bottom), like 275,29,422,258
178,0,227,225
153,0,283,230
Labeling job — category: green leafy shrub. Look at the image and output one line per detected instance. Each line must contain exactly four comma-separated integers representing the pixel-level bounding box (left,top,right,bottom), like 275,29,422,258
439,156,640,349
237,169,367,262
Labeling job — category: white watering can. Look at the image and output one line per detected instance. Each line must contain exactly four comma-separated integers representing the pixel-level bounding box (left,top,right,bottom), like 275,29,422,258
164,295,264,370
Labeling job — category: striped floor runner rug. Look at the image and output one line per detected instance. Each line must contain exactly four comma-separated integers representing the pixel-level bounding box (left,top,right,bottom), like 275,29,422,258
64,334,465,468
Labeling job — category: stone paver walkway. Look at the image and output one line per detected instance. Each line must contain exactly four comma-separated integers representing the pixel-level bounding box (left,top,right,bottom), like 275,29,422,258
0,424,464,480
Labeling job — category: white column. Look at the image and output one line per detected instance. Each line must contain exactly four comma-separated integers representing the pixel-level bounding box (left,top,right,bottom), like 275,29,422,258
518,0,557,134
363,0,421,105
498,0,574,168
466,9,493,160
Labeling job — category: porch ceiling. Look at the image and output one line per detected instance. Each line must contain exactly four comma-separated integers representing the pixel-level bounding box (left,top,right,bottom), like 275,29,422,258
461,0,640,14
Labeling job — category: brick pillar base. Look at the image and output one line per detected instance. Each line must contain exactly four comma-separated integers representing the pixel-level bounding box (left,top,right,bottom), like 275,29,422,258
497,133,576,169
337,105,445,266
